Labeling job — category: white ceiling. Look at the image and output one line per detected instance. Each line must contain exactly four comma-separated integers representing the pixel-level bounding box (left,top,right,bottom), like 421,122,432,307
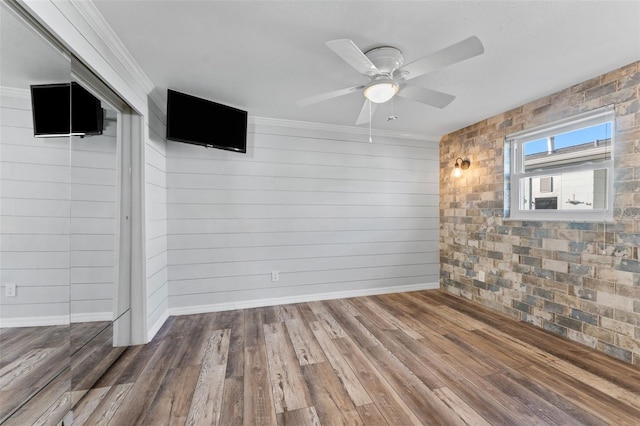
92,1,640,140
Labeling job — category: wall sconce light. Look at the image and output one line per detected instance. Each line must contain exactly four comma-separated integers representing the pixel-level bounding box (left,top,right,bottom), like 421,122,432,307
452,157,471,178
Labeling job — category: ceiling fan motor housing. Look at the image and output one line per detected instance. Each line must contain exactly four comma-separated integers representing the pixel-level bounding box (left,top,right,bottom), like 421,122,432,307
364,46,404,76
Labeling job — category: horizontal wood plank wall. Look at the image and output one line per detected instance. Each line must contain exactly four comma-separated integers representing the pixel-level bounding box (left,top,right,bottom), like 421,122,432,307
145,99,169,337
0,91,118,325
166,121,439,313
70,110,117,322
0,92,71,325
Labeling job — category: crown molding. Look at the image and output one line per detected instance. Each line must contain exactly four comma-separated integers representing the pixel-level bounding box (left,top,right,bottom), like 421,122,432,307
69,0,154,96
68,0,165,113
17,0,147,113
249,116,437,141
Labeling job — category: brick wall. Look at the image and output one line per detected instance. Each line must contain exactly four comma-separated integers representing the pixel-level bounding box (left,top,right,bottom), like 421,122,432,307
440,61,640,365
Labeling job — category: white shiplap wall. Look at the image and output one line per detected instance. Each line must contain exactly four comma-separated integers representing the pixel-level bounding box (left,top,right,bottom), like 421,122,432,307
145,100,169,336
70,112,117,322
0,92,71,325
0,91,118,326
167,120,439,314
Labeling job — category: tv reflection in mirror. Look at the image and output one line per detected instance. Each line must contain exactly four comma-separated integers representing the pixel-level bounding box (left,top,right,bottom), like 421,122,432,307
30,82,104,137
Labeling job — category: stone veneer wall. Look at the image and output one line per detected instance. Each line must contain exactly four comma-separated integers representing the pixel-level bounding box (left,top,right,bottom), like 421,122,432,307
440,60,640,365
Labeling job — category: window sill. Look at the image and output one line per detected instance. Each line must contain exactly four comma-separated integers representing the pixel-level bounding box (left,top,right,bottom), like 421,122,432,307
504,210,614,223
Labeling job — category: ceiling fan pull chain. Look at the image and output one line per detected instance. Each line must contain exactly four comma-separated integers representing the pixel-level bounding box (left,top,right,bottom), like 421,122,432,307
388,97,398,121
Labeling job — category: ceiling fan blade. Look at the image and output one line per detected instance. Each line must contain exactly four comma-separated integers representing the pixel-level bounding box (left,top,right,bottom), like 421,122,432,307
355,99,377,125
396,36,484,81
326,39,379,75
297,85,364,106
397,84,455,109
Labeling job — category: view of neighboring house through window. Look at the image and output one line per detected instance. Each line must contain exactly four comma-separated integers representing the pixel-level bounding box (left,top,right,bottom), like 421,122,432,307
505,105,614,221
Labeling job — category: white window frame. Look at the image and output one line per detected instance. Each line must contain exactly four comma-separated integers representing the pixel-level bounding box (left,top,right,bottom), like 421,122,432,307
505,105,615,222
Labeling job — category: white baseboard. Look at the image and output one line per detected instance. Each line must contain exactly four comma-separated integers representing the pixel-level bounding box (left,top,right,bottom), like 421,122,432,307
0,315,69,328
0,312,114,328
70,312,112,323
147,309,170,342
168,282,439,317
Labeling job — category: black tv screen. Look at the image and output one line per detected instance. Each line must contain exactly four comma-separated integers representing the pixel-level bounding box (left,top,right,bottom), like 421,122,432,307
166,89,247,153
30,82,103,137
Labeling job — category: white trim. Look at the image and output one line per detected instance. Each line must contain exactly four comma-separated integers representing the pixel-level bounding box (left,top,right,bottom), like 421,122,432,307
250,116,435,141
70,312,112,323
131,113,148,344
168,282,439,317
506,105,615,222
506,208,614,223
0,86,30,99
520,158,613,179
0,315,69,328
147,309,170,342
69,0,153,94
20,0,148,113
72,66,128,113
68,0,165,111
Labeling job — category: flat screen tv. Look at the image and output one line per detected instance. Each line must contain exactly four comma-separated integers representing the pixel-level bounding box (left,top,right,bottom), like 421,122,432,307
30,82,104,137
166,89,247,153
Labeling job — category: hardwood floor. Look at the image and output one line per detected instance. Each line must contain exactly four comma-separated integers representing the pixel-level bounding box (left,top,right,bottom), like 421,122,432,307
73,290,640,425
0,321,123,425
0,324,69,423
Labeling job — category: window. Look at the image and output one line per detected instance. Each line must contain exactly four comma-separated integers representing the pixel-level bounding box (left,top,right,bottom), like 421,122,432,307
505,105,614,221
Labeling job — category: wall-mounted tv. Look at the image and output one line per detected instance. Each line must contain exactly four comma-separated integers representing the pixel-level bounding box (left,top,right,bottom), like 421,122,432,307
166,89,247,153
30,82,104,137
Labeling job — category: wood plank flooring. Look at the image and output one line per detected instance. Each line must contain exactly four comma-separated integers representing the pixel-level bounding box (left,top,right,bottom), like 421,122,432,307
0,324,70,423
73,290,640,425
0,321,123,425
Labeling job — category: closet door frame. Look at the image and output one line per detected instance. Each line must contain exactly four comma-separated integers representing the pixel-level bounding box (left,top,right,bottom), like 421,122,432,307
72,64,138,346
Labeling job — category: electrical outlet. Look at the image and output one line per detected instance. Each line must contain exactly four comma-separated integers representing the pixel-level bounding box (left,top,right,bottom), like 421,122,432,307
271,271,279,282
5,283,16,297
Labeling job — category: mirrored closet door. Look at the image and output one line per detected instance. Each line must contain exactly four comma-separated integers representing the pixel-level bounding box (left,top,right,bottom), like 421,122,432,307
0,2,131,423
0,3,73,422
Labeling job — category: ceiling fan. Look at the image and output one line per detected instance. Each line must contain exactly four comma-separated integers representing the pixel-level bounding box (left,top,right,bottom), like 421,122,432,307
297,36,484,125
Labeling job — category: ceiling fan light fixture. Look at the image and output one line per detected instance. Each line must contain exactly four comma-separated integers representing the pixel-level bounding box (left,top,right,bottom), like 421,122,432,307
364,80,399,103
